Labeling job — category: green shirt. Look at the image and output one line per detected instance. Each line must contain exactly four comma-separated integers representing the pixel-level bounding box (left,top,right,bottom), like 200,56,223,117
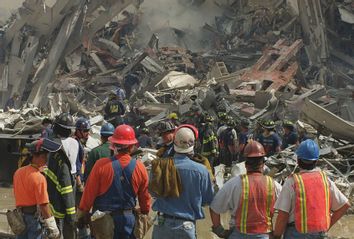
84,141,112,181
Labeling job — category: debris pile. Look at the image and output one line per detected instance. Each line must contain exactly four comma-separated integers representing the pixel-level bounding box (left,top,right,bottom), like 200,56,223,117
0,0,353,203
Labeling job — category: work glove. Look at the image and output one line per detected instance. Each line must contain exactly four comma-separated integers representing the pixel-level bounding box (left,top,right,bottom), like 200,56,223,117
211,225,232,239
77,210,90,229
43,216,60,239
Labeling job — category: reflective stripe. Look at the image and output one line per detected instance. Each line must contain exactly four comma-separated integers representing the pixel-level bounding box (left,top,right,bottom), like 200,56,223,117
203,135,217,144
66,207,76,215
294,174,307,233
265,176,274,230
49,203,65,219
320,171,330,227
60,185,73,195
240,175,249,234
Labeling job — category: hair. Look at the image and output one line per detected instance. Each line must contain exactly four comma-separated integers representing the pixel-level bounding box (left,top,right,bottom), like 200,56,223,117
53,124,71,138
297,158,317,170
42,118,53,125
245,157,265,171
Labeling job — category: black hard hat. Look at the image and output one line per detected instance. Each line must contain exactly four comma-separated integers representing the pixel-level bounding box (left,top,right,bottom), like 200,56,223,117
241,119,250,128
54,113,75,129
261,119,275,129
158,121,176,134
26,138,61,154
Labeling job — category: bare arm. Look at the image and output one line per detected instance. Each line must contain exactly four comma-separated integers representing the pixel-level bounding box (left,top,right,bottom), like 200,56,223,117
273,210,289,239
39,203,52,219
330,203,350,228
209,208,221,227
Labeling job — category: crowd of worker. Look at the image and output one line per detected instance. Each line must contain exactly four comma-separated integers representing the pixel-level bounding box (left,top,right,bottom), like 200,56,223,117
11,89,351,239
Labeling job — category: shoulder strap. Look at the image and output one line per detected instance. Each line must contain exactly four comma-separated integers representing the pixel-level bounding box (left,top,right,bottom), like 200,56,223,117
110,156,123,177
123,158,137,181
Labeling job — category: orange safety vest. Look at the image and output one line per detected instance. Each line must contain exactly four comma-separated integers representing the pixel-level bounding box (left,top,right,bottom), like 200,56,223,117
235,173,275,234
293,171,331,233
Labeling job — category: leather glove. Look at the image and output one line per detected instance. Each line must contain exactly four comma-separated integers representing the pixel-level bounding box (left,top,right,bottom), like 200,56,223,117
44,216,60,239
77,210,90,229
212,225,232,238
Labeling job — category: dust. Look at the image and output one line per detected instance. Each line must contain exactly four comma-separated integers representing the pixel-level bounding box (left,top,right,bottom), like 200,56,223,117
136,0,226,51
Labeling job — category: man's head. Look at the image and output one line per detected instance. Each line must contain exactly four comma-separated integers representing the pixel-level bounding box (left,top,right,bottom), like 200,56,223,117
100,123,115,142
243,140,266,172
240,119,250,132
158,121,176,145
108,124,138,155
295,139,319,170
12,92,20,100
283,120,295,134
42,118,52,128
261,119,275,133
53,113,75,138
173,124,198,154
26,138,61,166
75,117,91,142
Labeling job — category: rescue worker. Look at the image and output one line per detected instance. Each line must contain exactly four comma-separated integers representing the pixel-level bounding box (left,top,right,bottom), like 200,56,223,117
115,83,126,101
258,120,282,157
73,117,91,186
168,112,180,126
210,141,281,239
199,114,218,167
41,118,54,139
13,138,61,239
4,92,20,112
151,125,214,239
45,113,77,239
237,119,250,161
78,124,151,238
138,127,153,148
156,120,176,158
84,123,115,181
281,120,299,149
274,139,350,239
217,117,238,167
104,91,126,127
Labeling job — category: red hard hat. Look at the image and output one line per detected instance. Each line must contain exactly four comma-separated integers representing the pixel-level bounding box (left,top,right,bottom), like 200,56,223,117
175,124,199,140
243,140,266,158
109,124,138,145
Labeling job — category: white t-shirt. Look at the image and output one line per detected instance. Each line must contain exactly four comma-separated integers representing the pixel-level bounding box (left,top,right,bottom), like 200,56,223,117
274,168,349,223
61,137,79,174
210,174,282,227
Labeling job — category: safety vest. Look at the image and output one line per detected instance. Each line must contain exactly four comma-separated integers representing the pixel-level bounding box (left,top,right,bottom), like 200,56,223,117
235,174,275,234
293,171,331,233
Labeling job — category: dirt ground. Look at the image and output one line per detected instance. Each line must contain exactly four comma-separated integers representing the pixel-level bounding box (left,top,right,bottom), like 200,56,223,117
1,187,354,238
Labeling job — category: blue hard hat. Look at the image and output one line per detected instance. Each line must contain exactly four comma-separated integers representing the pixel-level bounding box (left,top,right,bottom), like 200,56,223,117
100,123,115,136
295,139,319,161
75,117,91,130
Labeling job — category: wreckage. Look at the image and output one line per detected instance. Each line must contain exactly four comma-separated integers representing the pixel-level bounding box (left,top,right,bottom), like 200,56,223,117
0,0,353,236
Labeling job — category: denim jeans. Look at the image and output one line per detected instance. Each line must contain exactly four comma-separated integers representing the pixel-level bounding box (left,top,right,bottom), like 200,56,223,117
112,212,135,239
284,226,328,239
152,216,196,239
229,229,270,239
16,214,42,239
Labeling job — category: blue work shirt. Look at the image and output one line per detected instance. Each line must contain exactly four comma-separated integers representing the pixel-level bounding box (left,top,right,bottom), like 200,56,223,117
152,154,214,221
258,133,282,156
282,131,298,149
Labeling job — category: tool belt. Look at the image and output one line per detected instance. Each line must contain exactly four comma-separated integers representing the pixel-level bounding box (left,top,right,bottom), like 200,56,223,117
21,205,37,215
157,212,195,223
6,208,26,235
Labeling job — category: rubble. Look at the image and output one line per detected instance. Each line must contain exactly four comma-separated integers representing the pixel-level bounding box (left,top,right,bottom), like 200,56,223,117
0,0,353,219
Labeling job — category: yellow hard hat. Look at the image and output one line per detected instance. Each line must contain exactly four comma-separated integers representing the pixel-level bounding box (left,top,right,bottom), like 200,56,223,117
168,113,178,120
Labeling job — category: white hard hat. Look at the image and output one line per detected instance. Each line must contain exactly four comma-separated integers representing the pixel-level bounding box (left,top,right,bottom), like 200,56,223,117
174,127,195,154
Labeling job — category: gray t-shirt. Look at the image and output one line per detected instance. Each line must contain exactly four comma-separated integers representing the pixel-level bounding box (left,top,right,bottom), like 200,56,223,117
210,174,282,227
274,168,349,223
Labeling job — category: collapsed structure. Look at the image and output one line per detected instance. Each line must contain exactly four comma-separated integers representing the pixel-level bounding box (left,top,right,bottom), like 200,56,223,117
0,0,353,220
